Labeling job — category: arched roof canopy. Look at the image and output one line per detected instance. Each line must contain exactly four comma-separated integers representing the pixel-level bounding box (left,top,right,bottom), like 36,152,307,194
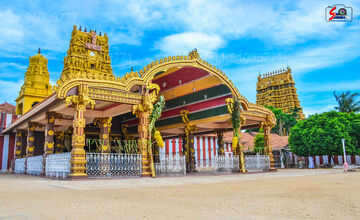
138,50,275,120
122,50,276,135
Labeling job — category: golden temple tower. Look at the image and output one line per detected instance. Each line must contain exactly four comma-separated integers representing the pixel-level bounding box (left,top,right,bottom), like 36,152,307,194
57,25,114,85
15,48,53,115
256,67,304,119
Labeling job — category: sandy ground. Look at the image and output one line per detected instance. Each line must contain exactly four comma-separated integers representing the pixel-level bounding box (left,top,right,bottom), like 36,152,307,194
0,169,359,220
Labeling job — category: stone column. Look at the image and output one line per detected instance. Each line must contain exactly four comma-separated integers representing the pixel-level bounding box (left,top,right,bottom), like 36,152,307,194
263,115,276,171
215,129,225,156
94,117,112,153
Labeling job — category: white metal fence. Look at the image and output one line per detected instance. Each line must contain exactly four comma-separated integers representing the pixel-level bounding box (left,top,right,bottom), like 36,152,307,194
45,152,71,179
27,155,44,175
245,155,270,172
195,155,240,174
154,154,186,176
86,153,142,177
14,158,26,174
214,155,240,174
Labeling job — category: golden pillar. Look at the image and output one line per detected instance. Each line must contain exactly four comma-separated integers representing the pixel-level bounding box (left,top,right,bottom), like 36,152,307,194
69,103,87,178
263,114,276,171
181,110,197,172
225,98,246,173
94,117,112,153
26,122,41,157
15,129,25,158
54,132,65,153
215,129,225,155
132,84,159,177
237,126,246,173
44,112,62,156
138,110,151,176
65,85,95,179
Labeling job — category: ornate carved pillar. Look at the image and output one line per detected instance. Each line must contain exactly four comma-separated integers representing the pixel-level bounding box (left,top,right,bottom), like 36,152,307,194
44,112,62,156
133,92,151,177
94,117,112,153
138,110,150,176
65,85,95,179
15,129,25,158
215,129,225,155
181,110,197,173
26,122,41,157
238,119,246,173
153,139,160,163
263,114,276,171
54,132,65,153
225,98,246,173
25,122,41,174
188,131,196,172
132,84,160,177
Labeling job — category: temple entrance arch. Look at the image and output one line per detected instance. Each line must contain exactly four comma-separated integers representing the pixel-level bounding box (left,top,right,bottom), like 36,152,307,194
138,49,250,111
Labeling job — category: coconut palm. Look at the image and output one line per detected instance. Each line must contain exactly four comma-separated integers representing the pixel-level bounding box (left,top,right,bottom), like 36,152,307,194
333,91,360,113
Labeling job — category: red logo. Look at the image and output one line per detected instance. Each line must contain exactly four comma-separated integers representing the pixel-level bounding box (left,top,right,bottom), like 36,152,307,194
329,6,336,21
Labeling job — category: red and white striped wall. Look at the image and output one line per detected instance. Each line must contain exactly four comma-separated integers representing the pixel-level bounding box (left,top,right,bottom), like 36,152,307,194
307,155,360,166
0,113,17,172
160,136,234,167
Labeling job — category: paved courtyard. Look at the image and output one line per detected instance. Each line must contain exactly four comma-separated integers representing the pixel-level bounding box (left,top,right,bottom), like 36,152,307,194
0,169,359,220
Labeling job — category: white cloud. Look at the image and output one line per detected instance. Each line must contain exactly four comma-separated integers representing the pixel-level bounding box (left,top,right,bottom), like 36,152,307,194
302,105,336,118
0,79,23,104
300,80,360,92
155,32,225,58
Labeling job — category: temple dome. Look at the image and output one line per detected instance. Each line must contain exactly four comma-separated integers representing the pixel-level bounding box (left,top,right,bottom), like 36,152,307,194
29,52,48,65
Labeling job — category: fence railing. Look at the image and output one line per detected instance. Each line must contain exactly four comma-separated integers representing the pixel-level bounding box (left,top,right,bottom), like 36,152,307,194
194,155,240,174
154,154,186,176
45,152,71,179
86,153,142,177
27,155,44,175
245,155,270,171
214,155,240,174
14,158,26,174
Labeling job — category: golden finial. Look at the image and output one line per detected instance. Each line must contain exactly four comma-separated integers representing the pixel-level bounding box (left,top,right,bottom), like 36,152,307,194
188,48,200,60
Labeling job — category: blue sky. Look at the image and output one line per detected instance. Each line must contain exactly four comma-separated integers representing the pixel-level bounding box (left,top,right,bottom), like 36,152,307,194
0,0,359,117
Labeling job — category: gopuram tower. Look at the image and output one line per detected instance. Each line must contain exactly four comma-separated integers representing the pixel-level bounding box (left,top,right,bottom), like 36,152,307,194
256,67,305,119
57,25,114,87
15,48,53,115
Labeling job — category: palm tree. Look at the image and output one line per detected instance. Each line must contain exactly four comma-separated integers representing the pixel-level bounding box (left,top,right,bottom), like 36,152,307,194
333,91,360,113
290,106,302,118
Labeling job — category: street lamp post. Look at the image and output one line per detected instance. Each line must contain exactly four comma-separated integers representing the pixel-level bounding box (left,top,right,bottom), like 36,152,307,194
342,139,348,172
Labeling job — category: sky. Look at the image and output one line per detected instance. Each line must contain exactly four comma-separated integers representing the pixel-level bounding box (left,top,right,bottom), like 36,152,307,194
0,0,359,117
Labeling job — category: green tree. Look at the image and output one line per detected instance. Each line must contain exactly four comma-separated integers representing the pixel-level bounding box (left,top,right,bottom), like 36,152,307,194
253,128,265,154
334,91,360,113
266,106,299,136
289,111,360,164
